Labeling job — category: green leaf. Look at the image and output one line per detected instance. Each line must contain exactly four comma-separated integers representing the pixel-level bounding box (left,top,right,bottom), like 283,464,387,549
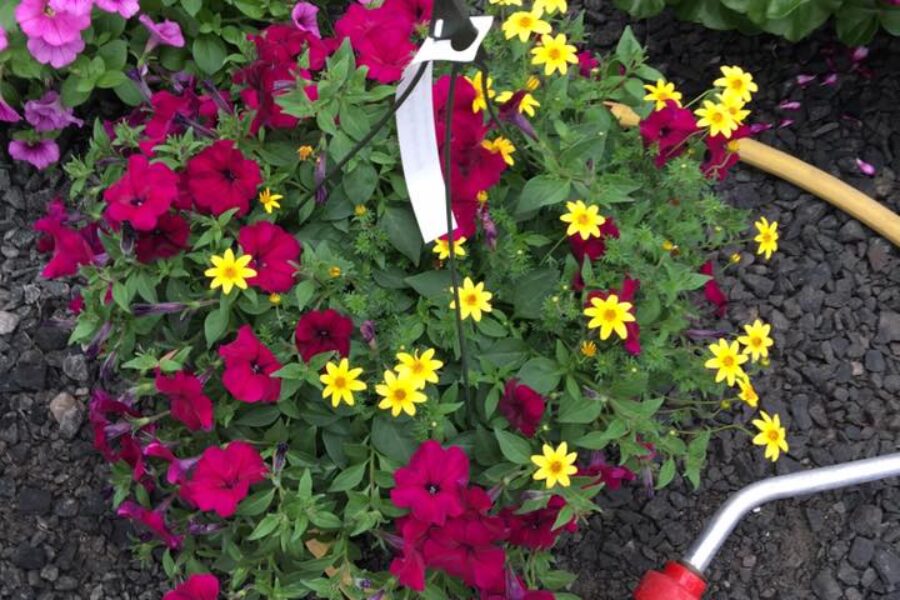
182,0,203,16
574,419,628,449
684,431,711,489
233,0,265,17
656,457,677,489
382,206,422,265
98,41,128,71
192,35,227,75
372,416,417,463
512,267,558,319
835,3,879,45
558,395,604,424
516,175,571,214
61,75,93,107
247,514,280,541
404,270,450,299
765,0,803,19
96,70,128,89
235,405,281,427
294,279,316,311
204,303,230,347
615,26,645,62
516,357,560,394
328,462,367,492
494,429,532,464
237,488,276,516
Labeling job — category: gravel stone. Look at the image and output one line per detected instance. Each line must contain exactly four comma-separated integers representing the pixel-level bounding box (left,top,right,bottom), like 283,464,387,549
849,537,875,568
0,310,20,335
874,548,900,588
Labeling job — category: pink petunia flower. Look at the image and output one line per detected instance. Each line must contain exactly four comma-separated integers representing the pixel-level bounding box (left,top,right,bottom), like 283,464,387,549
179,441,268,517
94,0,140,18
291,2,321,38
116,500,183,549
24,91,84,132
8,139,60,170
49,0,94,15
139,15,185,51
26,36,85,68
163,574,220,600
0,94,21,123
16,0,90,45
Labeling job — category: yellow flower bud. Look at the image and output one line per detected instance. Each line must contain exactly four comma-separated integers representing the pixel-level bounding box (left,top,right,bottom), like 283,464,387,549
329,266,342,278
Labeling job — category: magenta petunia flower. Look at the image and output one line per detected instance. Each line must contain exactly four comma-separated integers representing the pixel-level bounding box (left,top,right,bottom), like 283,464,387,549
24,91,83,132
163,574,220,600
16,0,90,45
179,441,268,517
291,1,321,37
499,379,545,438
391,440,470,526
0,28,7,52
501,495,577,550
116,500,183,549
8,139,60,170
34,199,98,278
0,94,21,123
155,371,215,432
103,154,179,231
219,325,283,403
94,0,140,18
238,221,301,293
294,309,354,362
26,36,85,68
139,14,185,51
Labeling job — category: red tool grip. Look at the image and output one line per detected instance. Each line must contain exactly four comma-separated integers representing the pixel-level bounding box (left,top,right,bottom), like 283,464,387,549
633,561,707,600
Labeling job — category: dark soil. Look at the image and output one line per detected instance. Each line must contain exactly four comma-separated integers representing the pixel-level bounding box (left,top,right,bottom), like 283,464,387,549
1,9,898,600
560,8,900,600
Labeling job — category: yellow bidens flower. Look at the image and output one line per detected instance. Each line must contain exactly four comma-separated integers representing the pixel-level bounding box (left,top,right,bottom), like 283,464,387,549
643,79,683,111
560,200,605,240
531,34,578,76
753,217,779,260
297,145,314,161
466,72,495,113
376,370,427,417
738,319,774,362
450,277,493,322
704,339,748,386
580,340,598,357
482,137,516,166
662,240,676,252
752,411,788,462
320,358,367,408
205,248,257,294
694,100,739,138
714,66,758,104
531,442,578,488
354,204,367,217
395,348,444,389
584,294,636,341
737,377,759,408
496,90,541,117
258,188,283,214
534,0,568,15
269,293,282,305
433,236,467,260
502,10,551,43
718,93,750,124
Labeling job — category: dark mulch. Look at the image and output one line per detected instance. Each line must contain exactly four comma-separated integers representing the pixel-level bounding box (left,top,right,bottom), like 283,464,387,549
1,10,898,600
559,7,900,600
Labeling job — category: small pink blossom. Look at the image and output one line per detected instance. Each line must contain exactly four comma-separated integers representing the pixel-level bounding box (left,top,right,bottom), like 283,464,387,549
855,158,876,177
139,15,185,51
94,0,140,18
8,139,60,170
795,74,816,86
25,91,83,132
291,2,321,38
820,73,838,86
777,100,801,110
27,36,85,68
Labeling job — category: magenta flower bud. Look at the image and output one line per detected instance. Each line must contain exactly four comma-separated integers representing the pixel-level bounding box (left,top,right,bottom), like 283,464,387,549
486,483,503,502
360,320,377,349
375,530,404,550
274,442,288,473
100,351,117,383
131,302,189,317
641,465,655,498
104,421,132,440
479,207,498,251
314,155,328,204
85,321,113,359
187,520,224,535
120,223,135,256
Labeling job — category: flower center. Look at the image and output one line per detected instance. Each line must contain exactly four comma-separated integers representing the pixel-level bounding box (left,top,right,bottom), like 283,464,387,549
394,389,407,402
334,376,346,389
576,213,590,225
130,195,146,207
722,355,734,367
412,362,423,374
761,232,772,243
44,4,55,17
751,336,762,348
251,362,263,375
548,48,561,61
222,168,236,182
465,293,479,306
731,80,743,91
222,266,237,279
316,328,331,339
711,112,724,124
549,460,563,474
519,15,533,26
767,430,780,442
426,483,440,494
604,308,617,322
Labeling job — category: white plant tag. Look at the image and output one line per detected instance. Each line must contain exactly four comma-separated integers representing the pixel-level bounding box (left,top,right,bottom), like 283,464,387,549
395,16,494,243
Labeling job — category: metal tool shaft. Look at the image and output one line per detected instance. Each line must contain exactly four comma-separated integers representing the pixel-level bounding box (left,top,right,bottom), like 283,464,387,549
684,453,900,574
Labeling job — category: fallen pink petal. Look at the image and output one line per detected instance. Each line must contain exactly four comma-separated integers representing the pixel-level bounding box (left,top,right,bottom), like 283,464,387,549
796,74,817,86
820,73,838,86
777,100,802,110
778,118,794,128
855,158,876,177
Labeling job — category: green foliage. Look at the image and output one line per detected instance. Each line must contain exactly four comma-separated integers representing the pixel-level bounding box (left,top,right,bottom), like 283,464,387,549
615,0,899,44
